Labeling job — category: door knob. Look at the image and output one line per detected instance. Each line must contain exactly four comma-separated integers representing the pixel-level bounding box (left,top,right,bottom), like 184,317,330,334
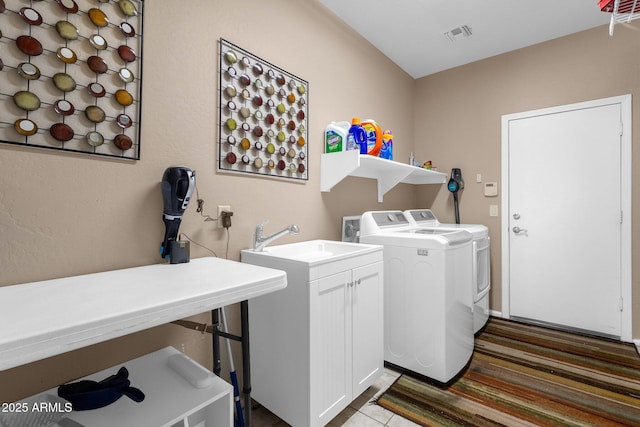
512,226,527,234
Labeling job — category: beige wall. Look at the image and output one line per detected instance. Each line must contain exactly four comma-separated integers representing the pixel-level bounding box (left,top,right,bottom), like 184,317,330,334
2,0,639,403
0,0,417,401
413,25,640,331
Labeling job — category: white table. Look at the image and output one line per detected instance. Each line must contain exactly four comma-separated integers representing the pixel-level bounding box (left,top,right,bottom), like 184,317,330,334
0,257,287,424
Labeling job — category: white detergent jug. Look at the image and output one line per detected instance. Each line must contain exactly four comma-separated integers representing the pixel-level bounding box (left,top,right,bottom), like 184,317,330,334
324,121,349,153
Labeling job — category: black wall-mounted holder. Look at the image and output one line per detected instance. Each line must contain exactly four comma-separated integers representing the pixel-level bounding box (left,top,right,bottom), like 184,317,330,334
447,168,464,224
160,167,195,263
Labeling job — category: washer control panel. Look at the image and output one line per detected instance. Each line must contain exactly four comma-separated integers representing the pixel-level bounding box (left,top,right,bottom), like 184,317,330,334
370,211,409,228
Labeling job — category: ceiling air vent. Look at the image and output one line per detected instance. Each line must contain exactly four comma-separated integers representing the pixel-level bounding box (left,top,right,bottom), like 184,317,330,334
444,25,472,42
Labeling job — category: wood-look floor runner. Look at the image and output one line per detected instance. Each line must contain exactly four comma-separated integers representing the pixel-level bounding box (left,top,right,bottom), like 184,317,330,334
377,317,640,426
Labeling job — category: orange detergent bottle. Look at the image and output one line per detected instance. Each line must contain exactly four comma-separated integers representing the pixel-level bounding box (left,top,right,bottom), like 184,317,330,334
361,119,383,156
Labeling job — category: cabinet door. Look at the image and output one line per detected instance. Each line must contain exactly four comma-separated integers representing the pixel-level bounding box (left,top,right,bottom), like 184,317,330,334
351,262,383,397
310,271,352,427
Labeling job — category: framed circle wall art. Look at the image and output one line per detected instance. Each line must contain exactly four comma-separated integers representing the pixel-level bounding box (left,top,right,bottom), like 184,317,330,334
219,38,308,181
0,0,144,160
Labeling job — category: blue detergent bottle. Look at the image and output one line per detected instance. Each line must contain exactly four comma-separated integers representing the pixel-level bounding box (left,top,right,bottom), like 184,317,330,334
380,130,393,160
347,117,367,152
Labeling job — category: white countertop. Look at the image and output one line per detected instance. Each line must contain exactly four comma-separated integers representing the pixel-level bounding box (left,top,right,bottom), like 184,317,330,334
0,257,287,371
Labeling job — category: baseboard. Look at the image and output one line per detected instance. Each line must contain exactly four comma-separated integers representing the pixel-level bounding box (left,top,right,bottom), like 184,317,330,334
489,309,503,318
490,312,637,350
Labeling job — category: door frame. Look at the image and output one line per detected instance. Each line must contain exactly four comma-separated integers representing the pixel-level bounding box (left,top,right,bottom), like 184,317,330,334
500,94,632,342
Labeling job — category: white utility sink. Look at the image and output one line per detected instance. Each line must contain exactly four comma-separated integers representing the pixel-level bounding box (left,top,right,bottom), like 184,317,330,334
241,239,384,426
243,239,378,265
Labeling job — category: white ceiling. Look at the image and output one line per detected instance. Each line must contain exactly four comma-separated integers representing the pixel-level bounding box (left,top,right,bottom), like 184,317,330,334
318,0,613,79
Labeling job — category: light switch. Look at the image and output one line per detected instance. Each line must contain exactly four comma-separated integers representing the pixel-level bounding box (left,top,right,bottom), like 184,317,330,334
476,174,482,183
490,205,498,217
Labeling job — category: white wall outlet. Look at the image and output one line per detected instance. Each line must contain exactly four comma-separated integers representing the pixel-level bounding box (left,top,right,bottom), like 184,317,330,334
217,205,231,228
490,205,499,217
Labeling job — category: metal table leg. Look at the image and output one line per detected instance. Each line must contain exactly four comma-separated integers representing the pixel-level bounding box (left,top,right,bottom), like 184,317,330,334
240,300,252,427
212,308,221,376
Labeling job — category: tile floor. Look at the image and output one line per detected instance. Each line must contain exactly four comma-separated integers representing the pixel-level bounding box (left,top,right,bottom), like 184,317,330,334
251,367,421,426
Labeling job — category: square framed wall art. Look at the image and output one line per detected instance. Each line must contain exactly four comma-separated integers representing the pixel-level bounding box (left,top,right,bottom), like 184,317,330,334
0,0,144,160
218,38,309,181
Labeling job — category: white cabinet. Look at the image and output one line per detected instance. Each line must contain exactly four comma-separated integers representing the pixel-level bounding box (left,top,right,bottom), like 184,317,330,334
4,347,232,427
350,263,385,396
309,262,383,425
242,245,383,427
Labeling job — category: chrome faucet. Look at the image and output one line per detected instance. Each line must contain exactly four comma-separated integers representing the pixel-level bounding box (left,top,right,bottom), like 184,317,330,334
253,221,300,251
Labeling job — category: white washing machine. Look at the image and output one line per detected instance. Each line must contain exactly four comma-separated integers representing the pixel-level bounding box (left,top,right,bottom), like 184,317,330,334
405,209,490,334
359,211,474,383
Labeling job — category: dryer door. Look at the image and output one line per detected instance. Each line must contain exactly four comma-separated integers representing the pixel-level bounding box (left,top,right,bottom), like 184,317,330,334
473,237,490,302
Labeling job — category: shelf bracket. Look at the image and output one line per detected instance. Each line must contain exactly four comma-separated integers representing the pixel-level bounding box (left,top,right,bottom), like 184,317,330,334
375,169,415,203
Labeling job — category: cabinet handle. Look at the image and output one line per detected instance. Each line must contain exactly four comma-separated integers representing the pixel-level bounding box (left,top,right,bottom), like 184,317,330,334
355,279,361,285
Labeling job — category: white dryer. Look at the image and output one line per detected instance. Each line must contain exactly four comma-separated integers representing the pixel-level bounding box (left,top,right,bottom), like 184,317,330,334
405,209,490,334
359,211,474,383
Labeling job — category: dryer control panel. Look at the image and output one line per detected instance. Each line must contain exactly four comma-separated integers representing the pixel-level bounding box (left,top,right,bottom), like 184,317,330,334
407,209,438,224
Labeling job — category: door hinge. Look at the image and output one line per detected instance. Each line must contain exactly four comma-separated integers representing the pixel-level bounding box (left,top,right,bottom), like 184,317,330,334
620,210,624,224
619,297,624,312
620,122,624,136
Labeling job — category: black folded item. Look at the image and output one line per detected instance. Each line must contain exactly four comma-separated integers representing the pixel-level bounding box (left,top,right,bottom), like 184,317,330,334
58,366,145,411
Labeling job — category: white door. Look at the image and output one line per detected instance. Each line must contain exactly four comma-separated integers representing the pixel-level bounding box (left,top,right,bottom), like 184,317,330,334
502,96,632,339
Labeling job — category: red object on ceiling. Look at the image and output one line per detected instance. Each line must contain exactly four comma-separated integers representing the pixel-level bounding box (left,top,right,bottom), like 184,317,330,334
599,0,638,13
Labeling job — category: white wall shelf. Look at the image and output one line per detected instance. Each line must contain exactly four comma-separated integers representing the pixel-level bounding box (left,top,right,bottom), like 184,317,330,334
0,257,287,371
602,0,640,35
321,150,447,202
